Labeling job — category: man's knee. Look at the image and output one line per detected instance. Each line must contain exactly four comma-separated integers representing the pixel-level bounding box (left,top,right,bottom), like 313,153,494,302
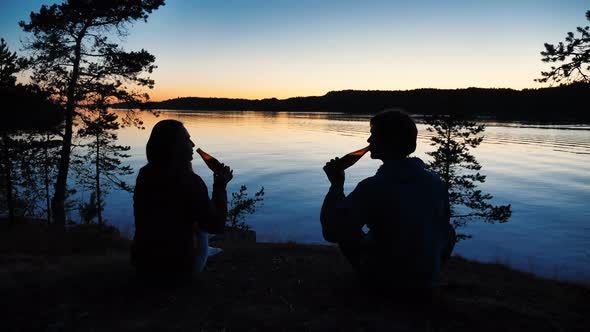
338,241,362,271
442,225,456,265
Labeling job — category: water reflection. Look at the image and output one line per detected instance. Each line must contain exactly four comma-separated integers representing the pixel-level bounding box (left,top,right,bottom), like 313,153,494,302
105,110,590,283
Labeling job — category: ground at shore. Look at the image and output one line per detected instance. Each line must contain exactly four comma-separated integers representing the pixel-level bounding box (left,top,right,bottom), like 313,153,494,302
1,223,589,331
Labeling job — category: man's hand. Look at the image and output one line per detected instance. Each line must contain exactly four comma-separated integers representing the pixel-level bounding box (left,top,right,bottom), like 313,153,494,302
213,164,233,186
323,158,345,188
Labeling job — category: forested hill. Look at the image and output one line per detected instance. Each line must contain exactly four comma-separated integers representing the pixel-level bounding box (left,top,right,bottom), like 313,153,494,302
118,83,590,122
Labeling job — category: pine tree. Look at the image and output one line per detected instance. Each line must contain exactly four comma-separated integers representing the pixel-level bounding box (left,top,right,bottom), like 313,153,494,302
0,38,22,222
537,10,590,84
425,115,512,241
74,95,133,225
20,0,164,226
18,131,61,223
0,38,19,89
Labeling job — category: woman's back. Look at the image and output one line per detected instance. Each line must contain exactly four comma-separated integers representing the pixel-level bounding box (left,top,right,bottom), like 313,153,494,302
131,119,232,280
132,164,209,275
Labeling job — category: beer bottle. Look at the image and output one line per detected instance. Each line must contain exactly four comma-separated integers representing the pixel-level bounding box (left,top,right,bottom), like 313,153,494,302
196,148,224,173
337,145,370,170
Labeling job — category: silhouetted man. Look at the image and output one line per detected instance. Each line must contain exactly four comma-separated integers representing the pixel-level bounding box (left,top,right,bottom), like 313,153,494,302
321,110,455,294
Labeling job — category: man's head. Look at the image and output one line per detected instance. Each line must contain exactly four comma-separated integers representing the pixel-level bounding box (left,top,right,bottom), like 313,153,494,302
368,110,417,160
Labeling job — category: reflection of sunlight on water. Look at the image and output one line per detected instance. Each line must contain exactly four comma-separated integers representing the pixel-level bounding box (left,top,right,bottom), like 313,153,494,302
105,110,590,283
418,124,590,155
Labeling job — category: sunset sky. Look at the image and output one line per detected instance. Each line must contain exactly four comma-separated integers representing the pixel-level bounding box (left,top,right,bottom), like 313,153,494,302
1,0,588,100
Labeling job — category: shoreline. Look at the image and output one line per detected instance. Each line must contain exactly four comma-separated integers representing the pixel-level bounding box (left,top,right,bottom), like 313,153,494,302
1,223,589,331
110,84,590,123
2,242,589,331
4,217,589,287
111,108,590,126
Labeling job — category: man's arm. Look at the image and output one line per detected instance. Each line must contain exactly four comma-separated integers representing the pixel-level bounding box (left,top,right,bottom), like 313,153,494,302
320,159,368,243
320,185,346,243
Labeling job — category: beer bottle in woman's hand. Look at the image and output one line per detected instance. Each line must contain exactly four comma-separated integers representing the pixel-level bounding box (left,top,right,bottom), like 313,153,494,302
197,148,233,185
196,148,224,173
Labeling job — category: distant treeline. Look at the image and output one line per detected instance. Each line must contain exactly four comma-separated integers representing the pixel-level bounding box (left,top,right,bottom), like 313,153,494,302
115,83,590,122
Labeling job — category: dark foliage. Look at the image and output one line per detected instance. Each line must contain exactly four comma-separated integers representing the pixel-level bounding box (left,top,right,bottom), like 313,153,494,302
425,115,511,241
120,84,590,122
79,191,101,224
0,38,62,224
74,104,133,225
537,10,590,84
20,0,164,226
0,38,21,89
227,185,265,231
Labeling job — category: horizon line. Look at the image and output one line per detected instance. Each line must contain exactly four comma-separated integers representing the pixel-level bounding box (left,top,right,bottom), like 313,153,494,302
146,83,587,103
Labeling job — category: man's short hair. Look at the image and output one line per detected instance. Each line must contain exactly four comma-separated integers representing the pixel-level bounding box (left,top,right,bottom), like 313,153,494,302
370,110,417,158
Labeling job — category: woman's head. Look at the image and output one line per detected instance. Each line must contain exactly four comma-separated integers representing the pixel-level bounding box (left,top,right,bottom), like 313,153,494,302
146,119,195,169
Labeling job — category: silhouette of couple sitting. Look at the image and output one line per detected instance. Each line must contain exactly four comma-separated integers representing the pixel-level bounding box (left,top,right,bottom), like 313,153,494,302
132,110,455,294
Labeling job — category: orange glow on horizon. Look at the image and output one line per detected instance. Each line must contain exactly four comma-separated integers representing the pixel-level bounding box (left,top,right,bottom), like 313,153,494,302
142,40,550,102
146,87,328,102
147,81,546,102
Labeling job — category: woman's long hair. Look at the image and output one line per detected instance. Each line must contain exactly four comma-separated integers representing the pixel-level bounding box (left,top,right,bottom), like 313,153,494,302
146,119,193,175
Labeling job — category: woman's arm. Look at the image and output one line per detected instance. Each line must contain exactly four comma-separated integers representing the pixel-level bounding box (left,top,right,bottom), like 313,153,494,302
193,166,233,234
202,180,228,234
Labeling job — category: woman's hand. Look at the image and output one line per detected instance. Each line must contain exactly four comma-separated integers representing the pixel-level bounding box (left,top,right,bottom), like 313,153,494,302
213,164,233,186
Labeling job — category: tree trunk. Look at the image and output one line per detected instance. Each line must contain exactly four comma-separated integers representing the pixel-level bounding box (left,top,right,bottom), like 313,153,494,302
52,35,84,227
44,132,51,224
51,100,74,227
443,126,451,186
1,132,14,224
96,132,103,225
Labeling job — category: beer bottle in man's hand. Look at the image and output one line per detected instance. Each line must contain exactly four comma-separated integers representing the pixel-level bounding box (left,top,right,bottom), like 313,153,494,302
338,145,370,170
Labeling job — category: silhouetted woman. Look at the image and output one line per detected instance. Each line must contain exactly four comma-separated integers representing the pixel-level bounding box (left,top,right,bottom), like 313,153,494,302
132,119,232,280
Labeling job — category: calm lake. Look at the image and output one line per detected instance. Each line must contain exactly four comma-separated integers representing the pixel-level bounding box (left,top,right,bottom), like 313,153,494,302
99,110,590,283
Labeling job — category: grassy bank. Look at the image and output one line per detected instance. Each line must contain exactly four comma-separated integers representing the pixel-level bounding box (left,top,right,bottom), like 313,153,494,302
1,222,588,331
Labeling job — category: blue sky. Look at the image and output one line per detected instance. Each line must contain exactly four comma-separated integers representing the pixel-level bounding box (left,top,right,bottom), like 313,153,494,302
1,0,588,99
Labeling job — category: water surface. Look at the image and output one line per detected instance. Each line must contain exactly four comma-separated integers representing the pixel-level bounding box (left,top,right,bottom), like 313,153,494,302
100,111,590,283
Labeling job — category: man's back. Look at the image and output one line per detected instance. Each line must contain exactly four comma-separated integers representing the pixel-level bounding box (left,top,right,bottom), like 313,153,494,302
321,110,454,290
321,157,451,288
359,158,450,288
